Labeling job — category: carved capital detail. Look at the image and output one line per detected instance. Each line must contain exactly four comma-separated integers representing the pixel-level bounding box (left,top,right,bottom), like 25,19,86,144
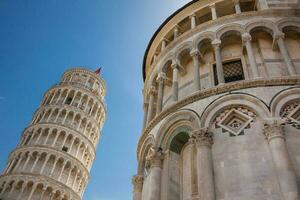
156,72,166,82
190,48,200,58
242,33,252,43
145,147,164,168
211,39,221,50
263,118,285,141
148,86,157,96
274,31,285,40
191,128,213,147
132,175,144,192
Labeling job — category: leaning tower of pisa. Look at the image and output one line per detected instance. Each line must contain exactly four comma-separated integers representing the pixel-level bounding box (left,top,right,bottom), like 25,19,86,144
0,68,106,200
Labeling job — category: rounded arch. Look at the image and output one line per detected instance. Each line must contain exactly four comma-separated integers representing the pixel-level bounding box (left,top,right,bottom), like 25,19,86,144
216,23,244,40
174,41,193,60
137,135,155,174
245,20,278,36
201,93,270,127
277,17,300,32
155,109,200,151
193,31,215,48
270,87,300,117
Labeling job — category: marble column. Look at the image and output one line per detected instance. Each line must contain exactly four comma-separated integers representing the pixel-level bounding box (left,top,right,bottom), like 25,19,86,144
171,60,179,101
192,128,215,200
132,174,144,200
27,183,37,200
143,100,149,129
275,32,296,75
190,49,201,91
209,4,217,20
17,183,26,200
146,148,164,200
156,72,166,114
161,38,167,52
212,40,225,84
30,153,40,173
263,118,299,200
174,25,180,39
233,0,241,14
242,33,260,78
146,86,157,124
190,13,197,29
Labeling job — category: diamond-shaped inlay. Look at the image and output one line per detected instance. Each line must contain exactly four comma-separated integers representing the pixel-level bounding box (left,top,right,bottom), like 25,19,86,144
217,108,253,136
287,104,300,129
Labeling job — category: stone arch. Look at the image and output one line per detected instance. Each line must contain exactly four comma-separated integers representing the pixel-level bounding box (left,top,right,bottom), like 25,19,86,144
216,23,245,40
245,19,278,36
137,134,155,174
174,41,193,60
193,31,215,48
270,87,300,117
201,93,270,127
155,109,200,151
277,17,300,33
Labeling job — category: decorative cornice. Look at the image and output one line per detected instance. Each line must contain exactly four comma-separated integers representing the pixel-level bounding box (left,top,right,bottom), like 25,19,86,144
137,77,300,159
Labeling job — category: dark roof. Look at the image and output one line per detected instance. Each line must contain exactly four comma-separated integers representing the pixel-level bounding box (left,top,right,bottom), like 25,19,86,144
142,0,198,81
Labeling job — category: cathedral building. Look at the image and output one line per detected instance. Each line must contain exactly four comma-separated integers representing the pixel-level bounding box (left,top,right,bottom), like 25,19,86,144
0,68,107,200
133,0,300,199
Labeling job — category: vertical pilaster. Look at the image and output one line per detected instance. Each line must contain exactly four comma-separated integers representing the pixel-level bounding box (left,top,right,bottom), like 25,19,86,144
209,4,217,20
146,148,164,200
242,33,260,78
132,175,144,200
171,60,179,101
212,40,225,84
233,0,241,14
275,32,296,75
146,86,157,124
192,128,215,200
190,49,201,91
263,118,299,200
156,72,166,113
190,13,197,29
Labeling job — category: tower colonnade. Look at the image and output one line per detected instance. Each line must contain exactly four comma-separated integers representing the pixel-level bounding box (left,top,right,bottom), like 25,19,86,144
0,68,107,200
135,0,300,199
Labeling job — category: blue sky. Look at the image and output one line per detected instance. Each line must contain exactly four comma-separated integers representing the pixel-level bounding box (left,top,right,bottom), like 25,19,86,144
0,1,190,199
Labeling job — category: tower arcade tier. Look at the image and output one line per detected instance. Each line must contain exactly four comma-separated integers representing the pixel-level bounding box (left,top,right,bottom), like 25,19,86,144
0,68,107,200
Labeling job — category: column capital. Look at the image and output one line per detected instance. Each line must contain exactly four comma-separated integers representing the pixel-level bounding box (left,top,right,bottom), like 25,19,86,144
161,37,169,43
148,86,157,96
190,48,200,57
156,72,166,82
174,24,181,31
189,13,197,19
211,39,221,49
209,3,216,8
132,174,144,192
171,59,180,69
274,31,285,40
242,33,252,43
145,147,164,168
263,118,285,141
191,128,213,147
232,0,240,5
